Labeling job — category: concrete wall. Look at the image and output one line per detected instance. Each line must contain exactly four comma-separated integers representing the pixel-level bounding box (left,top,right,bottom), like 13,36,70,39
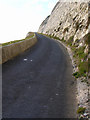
0,35,37,64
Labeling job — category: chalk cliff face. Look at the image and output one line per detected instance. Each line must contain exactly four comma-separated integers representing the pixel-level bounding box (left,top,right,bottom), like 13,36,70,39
38,1,89,46
38,15,50,33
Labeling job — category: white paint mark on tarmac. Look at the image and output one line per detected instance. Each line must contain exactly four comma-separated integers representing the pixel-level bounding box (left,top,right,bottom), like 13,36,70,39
23,59,27,61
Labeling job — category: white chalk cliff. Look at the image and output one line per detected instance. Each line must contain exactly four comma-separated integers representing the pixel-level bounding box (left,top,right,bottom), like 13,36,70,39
38,1,89,46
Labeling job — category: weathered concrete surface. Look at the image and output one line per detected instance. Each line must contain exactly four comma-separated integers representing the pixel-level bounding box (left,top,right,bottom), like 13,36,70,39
1,35,37,64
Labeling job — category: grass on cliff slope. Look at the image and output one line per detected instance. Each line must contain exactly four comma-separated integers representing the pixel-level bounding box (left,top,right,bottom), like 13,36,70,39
84,32,90,45
2,33,34,46
54,34,88,78
38,32,60,40
77,107,86,114
61,35,88,78
39,32,89,79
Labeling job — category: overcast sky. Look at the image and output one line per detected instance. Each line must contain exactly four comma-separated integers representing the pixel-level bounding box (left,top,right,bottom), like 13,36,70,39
0,0,58,43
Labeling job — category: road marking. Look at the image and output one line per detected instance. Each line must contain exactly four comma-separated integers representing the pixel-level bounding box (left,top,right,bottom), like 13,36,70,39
24,59,27,61
56,93,59,96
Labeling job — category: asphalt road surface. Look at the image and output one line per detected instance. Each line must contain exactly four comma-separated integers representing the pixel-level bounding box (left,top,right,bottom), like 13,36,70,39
2,33,77,118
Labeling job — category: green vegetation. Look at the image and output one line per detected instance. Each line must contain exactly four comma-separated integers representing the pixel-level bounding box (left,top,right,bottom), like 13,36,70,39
89,58,90,73
25,34,34,40
81,79,88,84
2,39,25,46
66,36,74,46
39,33,60,40
62,34,89,78
73,47,86,58
77,107,86,114
61,37,65,42
60,35,74,46
78,61,88,76
48,35,60,40
75,39,80,44
84,32,90,45
2,33,34,46
73,72,81,78
73,61,88,78
77,107,86,120
72,46,88,77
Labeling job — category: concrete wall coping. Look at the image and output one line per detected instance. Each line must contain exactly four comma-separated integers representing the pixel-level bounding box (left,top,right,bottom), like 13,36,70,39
0,34,37,64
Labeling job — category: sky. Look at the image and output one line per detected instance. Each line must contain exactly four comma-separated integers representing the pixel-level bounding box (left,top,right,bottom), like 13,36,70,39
0,0,58,43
